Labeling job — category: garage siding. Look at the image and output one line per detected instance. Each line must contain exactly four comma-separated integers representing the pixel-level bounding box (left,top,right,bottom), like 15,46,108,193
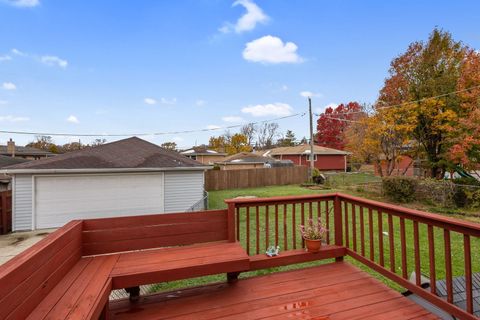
13,175,33,231
164,171,204,212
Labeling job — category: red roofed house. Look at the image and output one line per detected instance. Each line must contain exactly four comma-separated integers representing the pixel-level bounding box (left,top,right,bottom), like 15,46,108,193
259,144,349,171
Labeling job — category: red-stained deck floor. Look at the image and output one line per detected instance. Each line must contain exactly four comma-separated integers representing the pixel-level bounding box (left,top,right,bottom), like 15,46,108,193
108,261,439,320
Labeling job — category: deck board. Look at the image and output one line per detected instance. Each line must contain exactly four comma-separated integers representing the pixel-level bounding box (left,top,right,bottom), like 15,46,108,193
109,262,439,320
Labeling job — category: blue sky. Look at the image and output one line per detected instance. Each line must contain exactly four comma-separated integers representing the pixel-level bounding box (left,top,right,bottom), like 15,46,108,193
0,0,479,148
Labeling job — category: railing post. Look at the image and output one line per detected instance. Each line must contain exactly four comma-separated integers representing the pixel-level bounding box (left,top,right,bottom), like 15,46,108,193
227,202,236,242
334,195,344,262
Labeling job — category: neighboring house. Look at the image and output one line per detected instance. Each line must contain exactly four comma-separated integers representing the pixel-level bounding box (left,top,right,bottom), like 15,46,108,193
260,144,349,171
180,146,227,165
215,152,293,170
1,137,210,231
374,155,427,177
0,155,30,191
0,139,54,160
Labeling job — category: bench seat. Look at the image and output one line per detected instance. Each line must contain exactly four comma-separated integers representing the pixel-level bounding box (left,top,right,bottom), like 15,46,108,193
110,242,250,289
27,255,118,320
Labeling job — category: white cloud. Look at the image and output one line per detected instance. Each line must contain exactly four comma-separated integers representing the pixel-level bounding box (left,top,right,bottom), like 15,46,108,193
4,0,40,8
67,115,79,123
206,125,221,130
0,115,29,122
241,102,293,117
171,136,184,142
11,48,26,56
144,98,157,105
160,97,177,105
0,100,8,105
316,102,338,114
281,85,288,91
195,99,206,107
220,0,269,34
0,55,12,62
222,116,244,123
300,91,322,98
41,55,68,68
243,35,303,64
2,82,16,90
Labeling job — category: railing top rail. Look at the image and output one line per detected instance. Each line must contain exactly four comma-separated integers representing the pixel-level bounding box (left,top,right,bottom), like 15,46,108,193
225,193,337,205
339,193,480,236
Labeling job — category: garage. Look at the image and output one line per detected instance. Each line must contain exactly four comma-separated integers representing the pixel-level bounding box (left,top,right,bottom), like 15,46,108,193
34,173,165,229
2,137,209,231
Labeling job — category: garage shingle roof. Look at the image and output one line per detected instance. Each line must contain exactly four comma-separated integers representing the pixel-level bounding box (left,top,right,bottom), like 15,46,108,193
3,137,204,170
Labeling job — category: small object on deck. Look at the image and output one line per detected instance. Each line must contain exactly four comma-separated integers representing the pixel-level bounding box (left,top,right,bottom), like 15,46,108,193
266,246,280,257
227,272,240,283
125,286,141,302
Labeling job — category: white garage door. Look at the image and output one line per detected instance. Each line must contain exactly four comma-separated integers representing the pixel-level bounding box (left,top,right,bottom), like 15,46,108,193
34,173,164,229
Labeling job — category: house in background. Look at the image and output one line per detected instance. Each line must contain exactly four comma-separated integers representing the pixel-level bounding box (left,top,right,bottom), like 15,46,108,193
180,146,227,165
1,137,210,231
0,139,54,160
0,155,30,191
214,152,293,170
260,144,350,172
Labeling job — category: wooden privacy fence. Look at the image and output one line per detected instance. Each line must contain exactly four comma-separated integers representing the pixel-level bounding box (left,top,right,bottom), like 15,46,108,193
205,166,308,191
0,190,12,234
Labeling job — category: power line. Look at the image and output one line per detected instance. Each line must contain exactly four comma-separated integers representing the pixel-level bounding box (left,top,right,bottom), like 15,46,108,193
0,112,306,138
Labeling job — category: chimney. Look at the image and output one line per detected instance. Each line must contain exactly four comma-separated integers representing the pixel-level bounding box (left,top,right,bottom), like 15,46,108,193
7,138,15,157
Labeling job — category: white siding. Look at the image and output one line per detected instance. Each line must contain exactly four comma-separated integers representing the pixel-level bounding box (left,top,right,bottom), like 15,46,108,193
164,171,204,212
13,175,33,231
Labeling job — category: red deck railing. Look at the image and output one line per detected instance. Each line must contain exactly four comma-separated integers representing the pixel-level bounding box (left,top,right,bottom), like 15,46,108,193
226,192,480,320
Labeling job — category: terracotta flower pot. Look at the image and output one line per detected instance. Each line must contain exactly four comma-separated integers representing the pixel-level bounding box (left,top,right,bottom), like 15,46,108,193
305,239,322,253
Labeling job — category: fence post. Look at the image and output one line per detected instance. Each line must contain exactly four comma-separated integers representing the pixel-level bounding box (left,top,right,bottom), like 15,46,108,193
227,202,236,242
334,195,344,262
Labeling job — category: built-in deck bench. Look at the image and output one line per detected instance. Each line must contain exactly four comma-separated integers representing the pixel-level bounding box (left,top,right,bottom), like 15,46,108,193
0,209,248,320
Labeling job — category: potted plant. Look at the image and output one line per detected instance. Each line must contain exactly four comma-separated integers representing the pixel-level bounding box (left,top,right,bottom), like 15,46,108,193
299,218,327,253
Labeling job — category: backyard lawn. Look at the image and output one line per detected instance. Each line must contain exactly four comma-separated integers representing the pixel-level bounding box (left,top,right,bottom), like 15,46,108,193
151,183,480,294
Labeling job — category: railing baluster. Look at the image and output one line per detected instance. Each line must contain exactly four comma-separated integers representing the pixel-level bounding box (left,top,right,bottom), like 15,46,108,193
444,229,453,303
265,205,269,250
246,206,250,255
369,208,374,261
400,218,407,279
292,204,296,249
308,201,320,219
464,234,473,314
283,204,288,251
255,206,260,254
360,206,365,256
352,204,357,252
301,203,305,248
344,202,350,248
325,201,330,244
275,204,279,247
378,210,384,267
427,225,436,294
236,206,240,241
388,214,395,273
413,221,421,286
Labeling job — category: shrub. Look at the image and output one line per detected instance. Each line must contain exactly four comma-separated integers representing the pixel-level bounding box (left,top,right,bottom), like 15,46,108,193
452,177,480,208
382,176,418,203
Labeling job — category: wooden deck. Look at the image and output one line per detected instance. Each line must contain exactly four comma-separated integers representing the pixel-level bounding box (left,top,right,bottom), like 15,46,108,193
109,262,439,320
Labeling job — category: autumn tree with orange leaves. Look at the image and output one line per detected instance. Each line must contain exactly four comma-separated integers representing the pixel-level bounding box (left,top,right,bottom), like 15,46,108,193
355,28,480,178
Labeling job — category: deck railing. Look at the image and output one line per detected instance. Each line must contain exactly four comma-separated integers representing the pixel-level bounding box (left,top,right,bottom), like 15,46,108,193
226,192,480,320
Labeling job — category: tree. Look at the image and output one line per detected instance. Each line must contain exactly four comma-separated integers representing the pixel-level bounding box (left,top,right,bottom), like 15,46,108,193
91,138,107,147
315,102,362,150
26,136,59,153
378,28,475,178
208,132,252,155
160,142,178,151
61,141,86,152
277,130,296,147
257,122,279,149
240,123,256,146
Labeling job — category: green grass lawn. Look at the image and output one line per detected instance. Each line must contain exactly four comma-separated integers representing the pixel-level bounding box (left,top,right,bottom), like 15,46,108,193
150,182,479,295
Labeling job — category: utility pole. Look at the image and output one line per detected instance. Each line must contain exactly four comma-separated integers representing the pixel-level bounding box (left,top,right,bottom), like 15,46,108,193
308,97,315,181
